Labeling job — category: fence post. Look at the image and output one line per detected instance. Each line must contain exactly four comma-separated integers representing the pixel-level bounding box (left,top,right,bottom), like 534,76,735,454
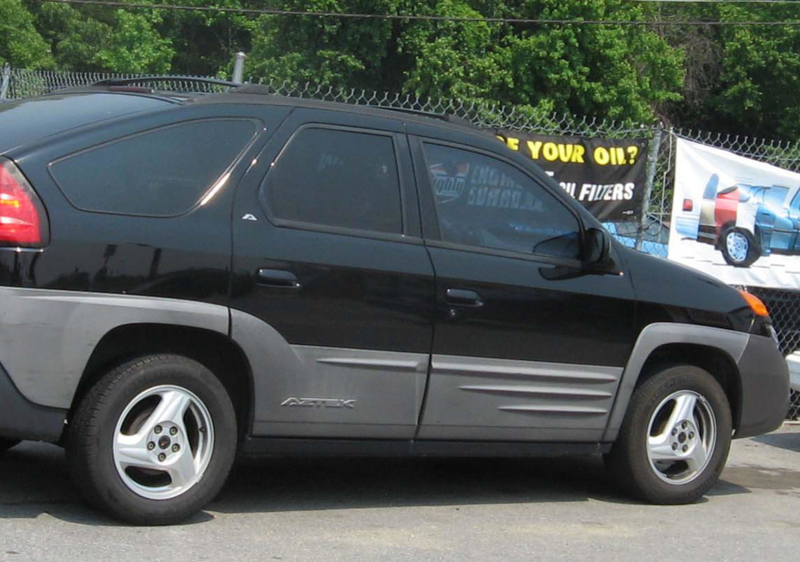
232,52,246,84
635,126,664,251
0,64,11,101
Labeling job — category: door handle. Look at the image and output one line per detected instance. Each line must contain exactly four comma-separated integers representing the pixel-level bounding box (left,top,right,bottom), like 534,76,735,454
256,268,301,289
444,288,484,307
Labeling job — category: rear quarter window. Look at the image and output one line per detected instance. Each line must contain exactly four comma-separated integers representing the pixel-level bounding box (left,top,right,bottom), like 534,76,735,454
49,119,258,216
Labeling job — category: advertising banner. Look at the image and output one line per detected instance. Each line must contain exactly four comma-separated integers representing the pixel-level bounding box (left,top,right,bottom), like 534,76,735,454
669,138,800,288
497,132,649,221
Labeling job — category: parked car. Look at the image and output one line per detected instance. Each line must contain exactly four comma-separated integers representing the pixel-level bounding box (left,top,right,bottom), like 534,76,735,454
676,174,800,267
0,80,789,525
787,352,800,394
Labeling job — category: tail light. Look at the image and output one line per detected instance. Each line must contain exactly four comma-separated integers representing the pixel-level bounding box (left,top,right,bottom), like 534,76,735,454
682,198,693,212
0,158,47,247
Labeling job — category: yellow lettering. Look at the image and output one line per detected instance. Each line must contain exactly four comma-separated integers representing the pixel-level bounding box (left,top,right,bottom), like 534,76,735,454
527,140,542,159
626,146,639,164
506,137,520,151
594,147,610,165
543,143,559,161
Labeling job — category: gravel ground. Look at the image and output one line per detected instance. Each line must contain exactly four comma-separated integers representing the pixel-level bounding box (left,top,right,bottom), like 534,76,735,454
1,425,800,562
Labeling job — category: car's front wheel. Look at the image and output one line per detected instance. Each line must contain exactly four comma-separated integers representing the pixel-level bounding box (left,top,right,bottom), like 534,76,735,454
720,227,759,267
0,438,20,453
605,364,732,504
67,354,238,525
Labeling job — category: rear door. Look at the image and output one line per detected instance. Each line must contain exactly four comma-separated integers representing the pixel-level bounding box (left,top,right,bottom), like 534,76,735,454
409,129,637,442
231,108,435,439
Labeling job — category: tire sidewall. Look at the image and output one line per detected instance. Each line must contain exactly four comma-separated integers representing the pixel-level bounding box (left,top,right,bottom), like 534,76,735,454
621,366,732,504
74,356,237,524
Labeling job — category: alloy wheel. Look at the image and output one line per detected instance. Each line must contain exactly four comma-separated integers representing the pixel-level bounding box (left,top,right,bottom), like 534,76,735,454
646,390,717,485
112,385,215,500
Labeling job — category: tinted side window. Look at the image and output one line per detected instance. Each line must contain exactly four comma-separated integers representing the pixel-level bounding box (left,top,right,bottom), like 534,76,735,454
264,128,402,234
51,119,257,216
423,143,581,260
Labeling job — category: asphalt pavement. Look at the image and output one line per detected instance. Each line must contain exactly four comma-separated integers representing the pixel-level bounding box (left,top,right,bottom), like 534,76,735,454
1,425,800,562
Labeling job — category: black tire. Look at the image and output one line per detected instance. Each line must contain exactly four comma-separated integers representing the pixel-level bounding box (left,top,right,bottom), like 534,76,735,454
67,354,238,525
605,365,732,505
0,438,20,453
720,226,759,267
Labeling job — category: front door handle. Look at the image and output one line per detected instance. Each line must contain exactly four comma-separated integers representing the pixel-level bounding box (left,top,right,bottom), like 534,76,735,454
256,268,301,289
444,288,484,307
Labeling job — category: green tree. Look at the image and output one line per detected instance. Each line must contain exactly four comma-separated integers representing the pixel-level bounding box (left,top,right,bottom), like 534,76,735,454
660,3,800,140
0,0,52,68
497,1,684,122
156,0,255,77
246,0,684,124
248,0,402,88
399,0,512,100
712,5,800,139
30,1,173,73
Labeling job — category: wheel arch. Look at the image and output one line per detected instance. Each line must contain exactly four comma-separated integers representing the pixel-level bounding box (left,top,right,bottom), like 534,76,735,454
634,343,742,433
70,323,255,439
603,323,750,442
715,219,737,247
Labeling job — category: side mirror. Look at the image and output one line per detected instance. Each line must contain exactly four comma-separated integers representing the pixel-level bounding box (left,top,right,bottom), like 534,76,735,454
584,227,611,267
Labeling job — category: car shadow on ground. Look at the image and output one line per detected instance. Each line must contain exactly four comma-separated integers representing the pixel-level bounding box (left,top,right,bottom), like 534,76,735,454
753,429,800,453
0,441,757,526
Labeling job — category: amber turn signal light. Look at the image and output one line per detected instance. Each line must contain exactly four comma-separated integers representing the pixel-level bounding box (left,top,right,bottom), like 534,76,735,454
738,289,769,317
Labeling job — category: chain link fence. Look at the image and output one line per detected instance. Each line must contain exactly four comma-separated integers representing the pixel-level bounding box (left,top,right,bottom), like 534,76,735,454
2,65,799,418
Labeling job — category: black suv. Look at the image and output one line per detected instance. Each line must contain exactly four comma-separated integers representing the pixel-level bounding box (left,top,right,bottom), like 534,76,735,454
0,81,789,525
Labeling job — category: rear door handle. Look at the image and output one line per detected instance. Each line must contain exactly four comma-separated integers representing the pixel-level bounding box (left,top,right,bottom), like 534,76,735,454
257,268,301,289
444,288,484,307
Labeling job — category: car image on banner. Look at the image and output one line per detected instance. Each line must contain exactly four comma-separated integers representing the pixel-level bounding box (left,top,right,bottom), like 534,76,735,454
675,174,800,267
669,138,800,289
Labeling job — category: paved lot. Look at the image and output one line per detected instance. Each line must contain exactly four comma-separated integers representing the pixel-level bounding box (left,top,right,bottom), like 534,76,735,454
1,426,800,562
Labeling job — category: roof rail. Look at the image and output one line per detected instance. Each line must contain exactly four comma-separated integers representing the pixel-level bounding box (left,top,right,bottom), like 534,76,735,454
376,106,476,128
92,76,240,89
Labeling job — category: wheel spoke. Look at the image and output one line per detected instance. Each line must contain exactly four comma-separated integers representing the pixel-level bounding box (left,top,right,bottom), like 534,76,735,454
115,433,158,471
667,393,697,430
685,439,710,473
164,448,198,489
648,434,679,462
138,390,191,437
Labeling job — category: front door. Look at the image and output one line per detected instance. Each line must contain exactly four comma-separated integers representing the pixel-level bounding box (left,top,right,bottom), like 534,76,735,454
410,135,637,442
231,109,434,439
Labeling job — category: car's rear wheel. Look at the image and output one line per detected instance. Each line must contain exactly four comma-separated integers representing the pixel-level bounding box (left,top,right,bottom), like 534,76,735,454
0,438,20,453
67,354,238,525
720,227,759,267
605,365,732,504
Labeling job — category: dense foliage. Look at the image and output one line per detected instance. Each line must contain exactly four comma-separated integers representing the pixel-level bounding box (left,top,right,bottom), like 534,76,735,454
1,0,798,139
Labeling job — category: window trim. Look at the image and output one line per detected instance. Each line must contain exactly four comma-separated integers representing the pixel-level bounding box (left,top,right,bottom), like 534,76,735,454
258,123,414,243
48,117,263,218
415,136,586,266
790,189,800,214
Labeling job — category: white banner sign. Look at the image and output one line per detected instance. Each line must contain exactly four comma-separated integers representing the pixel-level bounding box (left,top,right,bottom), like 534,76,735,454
669,138,800,288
